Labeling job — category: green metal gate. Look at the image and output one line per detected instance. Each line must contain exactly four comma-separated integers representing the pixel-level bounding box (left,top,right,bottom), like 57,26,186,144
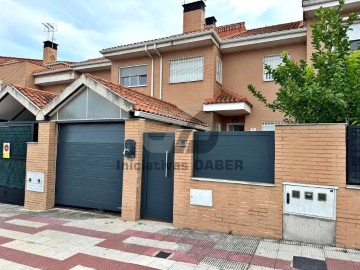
0,124,35,205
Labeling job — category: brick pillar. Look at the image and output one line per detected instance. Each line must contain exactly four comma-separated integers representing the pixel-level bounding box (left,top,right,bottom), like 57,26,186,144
121,119,146,221
24,122,57,210
173,129,196,228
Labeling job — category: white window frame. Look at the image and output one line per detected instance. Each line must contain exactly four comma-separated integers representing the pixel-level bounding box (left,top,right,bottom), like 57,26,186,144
263,54,283,82
348,23,360,51
262,122,286,131
227,123,244,132
169,55,204,84
216,57,223,84
119,64,147,88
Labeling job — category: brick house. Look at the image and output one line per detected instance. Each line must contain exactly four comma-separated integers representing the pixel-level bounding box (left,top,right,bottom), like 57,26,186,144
0,0,360,248
1,0,359,130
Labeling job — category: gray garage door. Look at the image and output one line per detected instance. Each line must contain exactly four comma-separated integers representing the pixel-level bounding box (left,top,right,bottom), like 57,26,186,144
56,123,124,212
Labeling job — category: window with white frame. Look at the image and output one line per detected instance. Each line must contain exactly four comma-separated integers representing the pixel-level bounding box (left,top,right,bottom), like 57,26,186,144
262,122,286,131
169,55,204,83
263,55,283,81
348,23,360,51
216,57,223,84
120,65,147,87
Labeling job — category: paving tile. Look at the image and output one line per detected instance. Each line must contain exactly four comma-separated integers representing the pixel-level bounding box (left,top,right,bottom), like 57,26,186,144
0,258,40,270
168,262,197,270
324,249,351,261
257,241,280,251
349,252,360,262
147,257,176,270
278,243,301,253
255,248,278,259
6,219,48,228
326,258,356,270
70,266,97,270
124,236,192,252
247,266,276,270
200,257,247,270
276,250,296,261
300,246,325,260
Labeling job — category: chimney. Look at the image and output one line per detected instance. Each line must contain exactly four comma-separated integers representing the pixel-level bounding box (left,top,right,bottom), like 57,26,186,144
183,1,206,33
43,41,58,66
205,16,217,29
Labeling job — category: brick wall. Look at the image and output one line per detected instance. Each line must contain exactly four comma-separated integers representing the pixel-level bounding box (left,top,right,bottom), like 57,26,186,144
24,122,57,210
222,43,306,131
183,9,205,33
173,129,282,238
173,124,356,247
121,119,180,221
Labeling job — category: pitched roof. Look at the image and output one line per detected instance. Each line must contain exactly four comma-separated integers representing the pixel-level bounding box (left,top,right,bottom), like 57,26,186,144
0,56,44,67
204,89,253,107
85,74,208,128
227,21,305,39
13,85,58,109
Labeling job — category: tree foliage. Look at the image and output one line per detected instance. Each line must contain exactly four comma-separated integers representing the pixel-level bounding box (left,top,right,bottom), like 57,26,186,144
247,0,360,124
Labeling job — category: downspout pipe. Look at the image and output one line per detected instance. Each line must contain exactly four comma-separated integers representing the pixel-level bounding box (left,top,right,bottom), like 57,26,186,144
153,44,163,99
145,45,154,97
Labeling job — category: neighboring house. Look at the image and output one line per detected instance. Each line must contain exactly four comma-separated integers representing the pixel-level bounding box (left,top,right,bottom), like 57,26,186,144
1,0,359,131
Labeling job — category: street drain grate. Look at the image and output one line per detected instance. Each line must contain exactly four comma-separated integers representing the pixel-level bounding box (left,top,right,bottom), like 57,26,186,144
155,251,172,259
293,256,327,270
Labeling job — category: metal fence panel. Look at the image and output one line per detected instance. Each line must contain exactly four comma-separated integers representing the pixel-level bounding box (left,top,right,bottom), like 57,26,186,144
193,132,275,184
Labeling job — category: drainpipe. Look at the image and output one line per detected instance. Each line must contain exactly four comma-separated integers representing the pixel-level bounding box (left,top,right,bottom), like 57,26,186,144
145,45,154,97
153,44,163,99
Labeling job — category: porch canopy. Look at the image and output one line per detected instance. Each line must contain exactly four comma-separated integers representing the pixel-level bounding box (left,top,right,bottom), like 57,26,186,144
203,89,252,116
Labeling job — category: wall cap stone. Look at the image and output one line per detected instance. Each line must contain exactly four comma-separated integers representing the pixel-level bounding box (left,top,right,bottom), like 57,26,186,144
191,177,276,187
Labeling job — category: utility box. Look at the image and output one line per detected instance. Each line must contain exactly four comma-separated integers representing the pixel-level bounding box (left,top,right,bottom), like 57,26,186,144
283,182,337,220
283,182,338,246
26,171,45,193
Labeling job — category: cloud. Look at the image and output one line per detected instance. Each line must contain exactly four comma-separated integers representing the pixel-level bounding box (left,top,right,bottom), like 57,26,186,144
0,0,303,62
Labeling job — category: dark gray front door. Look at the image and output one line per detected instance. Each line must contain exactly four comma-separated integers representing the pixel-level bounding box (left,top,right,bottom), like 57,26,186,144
141,133,175,222
56,123,124,212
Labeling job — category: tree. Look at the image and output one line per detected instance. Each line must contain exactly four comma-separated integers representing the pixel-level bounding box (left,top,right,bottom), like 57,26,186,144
247,0,360,124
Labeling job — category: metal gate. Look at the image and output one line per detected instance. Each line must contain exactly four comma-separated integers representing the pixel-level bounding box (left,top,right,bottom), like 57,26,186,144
0,123,36,205
141,133,175,222
347,126,360,185
55,123,124,212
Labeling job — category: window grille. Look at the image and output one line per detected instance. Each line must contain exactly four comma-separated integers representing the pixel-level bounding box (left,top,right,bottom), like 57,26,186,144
169,55,204,83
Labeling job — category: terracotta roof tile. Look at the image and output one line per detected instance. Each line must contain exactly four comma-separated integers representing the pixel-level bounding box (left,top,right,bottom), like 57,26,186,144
227,21,305,39
85,74,208,128
204,89,253,107
0,56,44,67
32,66,73,75
13,85,58,109
215,22,247,39
76,57,109,64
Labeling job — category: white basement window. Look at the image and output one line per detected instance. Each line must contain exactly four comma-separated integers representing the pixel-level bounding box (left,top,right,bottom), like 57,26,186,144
120,65,147,87
348,23,360,51
263,55,283,82
216,57,223,84
262,122,286,131
169,55,204,83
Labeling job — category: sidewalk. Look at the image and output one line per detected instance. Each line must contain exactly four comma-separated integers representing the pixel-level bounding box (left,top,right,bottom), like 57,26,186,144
0,203,358,270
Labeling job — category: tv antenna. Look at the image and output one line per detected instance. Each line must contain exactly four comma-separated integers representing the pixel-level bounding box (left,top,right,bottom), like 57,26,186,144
42,23,57,45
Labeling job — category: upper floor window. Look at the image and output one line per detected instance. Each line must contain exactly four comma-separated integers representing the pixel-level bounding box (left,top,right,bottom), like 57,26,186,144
216,57,223,84
120,65,147,87
348,23,360,51
263,55,283,82
169,55,204,83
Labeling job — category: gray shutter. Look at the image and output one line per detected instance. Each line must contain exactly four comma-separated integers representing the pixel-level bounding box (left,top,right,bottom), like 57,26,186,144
120,65,147,77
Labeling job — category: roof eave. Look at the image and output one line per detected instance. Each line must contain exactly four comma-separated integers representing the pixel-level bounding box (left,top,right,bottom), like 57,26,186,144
100,30,221,56
71,60,111,70
134,110,209,131
33,68,73,76
221,28,307,52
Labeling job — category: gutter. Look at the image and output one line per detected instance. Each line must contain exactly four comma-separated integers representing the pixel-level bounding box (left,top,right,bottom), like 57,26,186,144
71,60,111,69
145,45,154,97
134,110,209,131
153,44,163,99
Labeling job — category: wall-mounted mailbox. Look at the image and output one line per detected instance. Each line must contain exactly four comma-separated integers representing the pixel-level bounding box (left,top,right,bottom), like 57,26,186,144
124,140,136,158
26,171,45,193
283,182,338,220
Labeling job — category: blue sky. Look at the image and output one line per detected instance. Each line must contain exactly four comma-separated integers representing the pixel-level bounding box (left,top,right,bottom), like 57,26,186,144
0,0,303,62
